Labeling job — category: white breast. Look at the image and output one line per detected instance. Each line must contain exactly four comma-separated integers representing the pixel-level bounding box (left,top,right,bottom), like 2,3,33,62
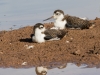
54,20,67,29
34,34,45,43
32,29,46,43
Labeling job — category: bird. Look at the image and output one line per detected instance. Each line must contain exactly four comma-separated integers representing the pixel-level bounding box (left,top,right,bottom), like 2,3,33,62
43,9,95,29
35,66,48,75
31,23,67,43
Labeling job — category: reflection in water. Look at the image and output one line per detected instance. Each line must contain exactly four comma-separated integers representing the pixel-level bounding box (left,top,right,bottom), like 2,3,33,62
35,66,48,75
35,63,67,75
35,62,100,75
82,63,100,69
0,63,100,75
0,0,100,31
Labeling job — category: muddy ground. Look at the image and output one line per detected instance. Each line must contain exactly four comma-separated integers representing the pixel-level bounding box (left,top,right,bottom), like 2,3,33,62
0,18,100,68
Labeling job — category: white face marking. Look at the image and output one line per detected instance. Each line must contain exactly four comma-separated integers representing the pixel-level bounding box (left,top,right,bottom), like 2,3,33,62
53,12,64,20
40,25,43,27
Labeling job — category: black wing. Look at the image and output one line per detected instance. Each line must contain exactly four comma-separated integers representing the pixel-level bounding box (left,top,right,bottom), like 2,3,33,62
44,35,53,40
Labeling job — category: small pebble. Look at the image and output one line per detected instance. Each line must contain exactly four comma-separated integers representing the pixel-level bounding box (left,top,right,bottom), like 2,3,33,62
0,52,3,54
21,62,27,65
27,45,34,49
70,38,73,40
66,41,70,43
24,45,34,49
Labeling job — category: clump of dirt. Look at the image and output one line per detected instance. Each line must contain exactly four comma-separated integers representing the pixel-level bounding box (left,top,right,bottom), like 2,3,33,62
0,18,100,68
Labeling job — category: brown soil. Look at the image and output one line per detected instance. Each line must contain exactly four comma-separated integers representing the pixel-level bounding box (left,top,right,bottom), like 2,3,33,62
0,18,100,68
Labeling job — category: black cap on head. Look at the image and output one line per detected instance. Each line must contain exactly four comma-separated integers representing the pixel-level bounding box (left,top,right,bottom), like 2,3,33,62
34,23,44,29
33,23,44,33
54,9,64,15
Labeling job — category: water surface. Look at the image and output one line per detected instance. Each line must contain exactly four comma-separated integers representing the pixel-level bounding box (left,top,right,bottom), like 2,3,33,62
0,63,100,75
0,0,100,30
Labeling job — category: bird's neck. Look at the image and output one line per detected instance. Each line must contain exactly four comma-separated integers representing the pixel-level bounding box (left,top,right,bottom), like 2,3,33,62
35,29,42,36
56,15,64,21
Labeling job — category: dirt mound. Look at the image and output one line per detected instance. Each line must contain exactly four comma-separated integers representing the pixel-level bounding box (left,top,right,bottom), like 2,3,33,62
0,18,100,68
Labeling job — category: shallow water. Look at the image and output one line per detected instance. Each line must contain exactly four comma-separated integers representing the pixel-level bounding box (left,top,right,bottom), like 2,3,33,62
0,0,100,31
0,63,100,75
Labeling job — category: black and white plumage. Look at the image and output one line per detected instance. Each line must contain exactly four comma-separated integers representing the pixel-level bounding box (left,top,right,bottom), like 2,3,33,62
31,23,67,43
43,9,95,29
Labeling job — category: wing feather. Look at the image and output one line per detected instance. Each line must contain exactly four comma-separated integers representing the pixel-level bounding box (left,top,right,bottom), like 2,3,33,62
43,29,68,39
64,15,94,29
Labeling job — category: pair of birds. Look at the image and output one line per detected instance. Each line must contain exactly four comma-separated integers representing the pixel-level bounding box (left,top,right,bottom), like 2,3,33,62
31,9,95,43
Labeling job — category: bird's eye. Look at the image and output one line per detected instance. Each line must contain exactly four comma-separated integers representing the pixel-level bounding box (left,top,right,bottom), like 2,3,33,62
39,25,44,29
41,27,43,28
40,27,43,29
56,13,60,15
56,13,59,15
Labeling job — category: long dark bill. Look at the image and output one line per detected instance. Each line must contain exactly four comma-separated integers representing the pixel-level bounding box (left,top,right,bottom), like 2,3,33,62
43,16,53,21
